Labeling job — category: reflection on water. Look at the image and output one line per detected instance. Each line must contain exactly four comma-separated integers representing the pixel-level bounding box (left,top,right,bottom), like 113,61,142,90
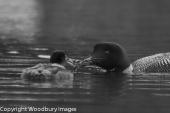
0,42,170,113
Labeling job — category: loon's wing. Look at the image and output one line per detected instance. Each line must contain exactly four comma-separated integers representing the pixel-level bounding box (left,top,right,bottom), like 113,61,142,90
132,53,170,73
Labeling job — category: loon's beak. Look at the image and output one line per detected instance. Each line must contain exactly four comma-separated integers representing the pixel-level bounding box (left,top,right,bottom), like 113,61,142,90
72,56,94,70
80,56,93,66
91,57,105,61
79,56,105,66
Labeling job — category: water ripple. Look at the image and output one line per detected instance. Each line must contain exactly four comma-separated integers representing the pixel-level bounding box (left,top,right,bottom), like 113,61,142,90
1,46,170,109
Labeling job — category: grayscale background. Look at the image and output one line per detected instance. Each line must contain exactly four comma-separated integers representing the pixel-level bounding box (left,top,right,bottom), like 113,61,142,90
0,0,170,113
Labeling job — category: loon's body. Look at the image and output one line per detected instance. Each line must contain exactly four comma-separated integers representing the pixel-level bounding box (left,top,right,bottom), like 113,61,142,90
132,53,170,73
21,51,76,81
81,42,170,74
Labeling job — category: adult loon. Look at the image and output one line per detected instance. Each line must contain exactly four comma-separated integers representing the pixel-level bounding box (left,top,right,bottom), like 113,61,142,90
80,42,170,74
21,51,77,81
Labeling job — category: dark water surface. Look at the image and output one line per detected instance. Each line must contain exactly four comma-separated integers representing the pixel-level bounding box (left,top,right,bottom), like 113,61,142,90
0,41,170,113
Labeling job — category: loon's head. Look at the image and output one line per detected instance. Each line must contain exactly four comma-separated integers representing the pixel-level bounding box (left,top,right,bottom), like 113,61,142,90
84,42,130,72
50,51,66,64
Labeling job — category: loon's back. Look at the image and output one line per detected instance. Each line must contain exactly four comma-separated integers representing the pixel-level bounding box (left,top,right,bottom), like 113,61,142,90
132,53,170,73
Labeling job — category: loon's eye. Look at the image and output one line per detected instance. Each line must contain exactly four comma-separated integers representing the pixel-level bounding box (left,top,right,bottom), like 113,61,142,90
105,50,110,54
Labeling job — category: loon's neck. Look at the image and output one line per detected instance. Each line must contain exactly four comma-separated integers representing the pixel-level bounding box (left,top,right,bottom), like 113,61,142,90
122,64,133,74
113,57,131,73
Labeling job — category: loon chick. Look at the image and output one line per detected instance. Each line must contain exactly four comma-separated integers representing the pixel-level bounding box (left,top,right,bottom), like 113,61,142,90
81,42,170,74
21,51,74,82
